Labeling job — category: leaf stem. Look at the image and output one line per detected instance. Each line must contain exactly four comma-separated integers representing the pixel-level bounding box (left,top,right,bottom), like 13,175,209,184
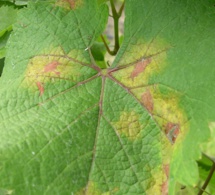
118,1,125,17
102,0,124,56
101,34,113,55
198,154,215,195
110,0,118,17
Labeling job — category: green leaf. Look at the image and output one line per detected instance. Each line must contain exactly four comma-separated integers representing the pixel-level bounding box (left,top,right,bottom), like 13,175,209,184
197,155,215,194
0,5,18,37
97,0,109,4
91,36,108,68
91,42,106,68
201,122,215,159
0,0,43,6
0,58,5,76
175,183,198,195
12,0,28,6
0,31,11,59
0,0,215,195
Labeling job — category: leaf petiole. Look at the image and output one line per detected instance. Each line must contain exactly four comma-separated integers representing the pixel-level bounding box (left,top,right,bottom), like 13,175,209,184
101,0,125,56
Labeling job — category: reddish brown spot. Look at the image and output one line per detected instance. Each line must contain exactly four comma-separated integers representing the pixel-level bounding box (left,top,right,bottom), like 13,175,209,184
36,82,44,96
130,58,151,79
165,123,180,144
141,89,153,113
161,164,169,195
44,61,60,75
63,0,76,9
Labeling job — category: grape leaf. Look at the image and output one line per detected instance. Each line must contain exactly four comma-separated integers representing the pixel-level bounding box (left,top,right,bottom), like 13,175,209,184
113,0,215,193
198,123,215,194
197,154,215,194
0,5,18,37
201,122,215,159
0,0,45,6
0,0,215,195
0,31,11,59
0,58,4,76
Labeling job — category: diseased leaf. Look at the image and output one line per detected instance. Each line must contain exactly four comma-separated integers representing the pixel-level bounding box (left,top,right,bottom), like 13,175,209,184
0,0,215,195
113,0,215,193
0,0,109,194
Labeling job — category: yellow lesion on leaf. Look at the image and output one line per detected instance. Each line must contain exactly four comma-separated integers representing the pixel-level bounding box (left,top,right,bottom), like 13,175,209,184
56,0,83,10
143,165,167,195
76,181,118,195
132,85,189,145
117,38,169,67
22,47,81,95
67,49,90,64
139,132,172,194
112,38,168,88
112,111,144,140
153,91,188,145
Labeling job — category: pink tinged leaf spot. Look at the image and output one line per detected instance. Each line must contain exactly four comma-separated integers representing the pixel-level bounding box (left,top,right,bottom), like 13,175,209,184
63,0,75,9
141,90,153,113
165,123,180,144
36,82,44,96
161,164,169,195
130,58,151,79
43,61,61,75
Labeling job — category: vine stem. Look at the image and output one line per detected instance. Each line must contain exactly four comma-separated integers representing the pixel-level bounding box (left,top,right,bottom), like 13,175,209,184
101,0,125,56
198,153,215,195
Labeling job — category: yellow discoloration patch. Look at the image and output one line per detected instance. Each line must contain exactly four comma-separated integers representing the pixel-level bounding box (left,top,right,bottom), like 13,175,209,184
152,89,187,145
56,0,83,10
112,38,170,88
22,47,81,95
76,181,118,195
117,38,170,67
67,49,90,64
132,85,188,144
112,37,188,144
112,47,167,88
143,165,166,195
132,87,155,113
112,111,143,140
140,133,172,194
42,47,65,56
150,165,171,195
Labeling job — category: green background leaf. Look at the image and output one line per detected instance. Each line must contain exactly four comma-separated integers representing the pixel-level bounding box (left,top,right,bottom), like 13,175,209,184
0,58,4,76
197,155,215,194
0,5,18,36
0,31,11,59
